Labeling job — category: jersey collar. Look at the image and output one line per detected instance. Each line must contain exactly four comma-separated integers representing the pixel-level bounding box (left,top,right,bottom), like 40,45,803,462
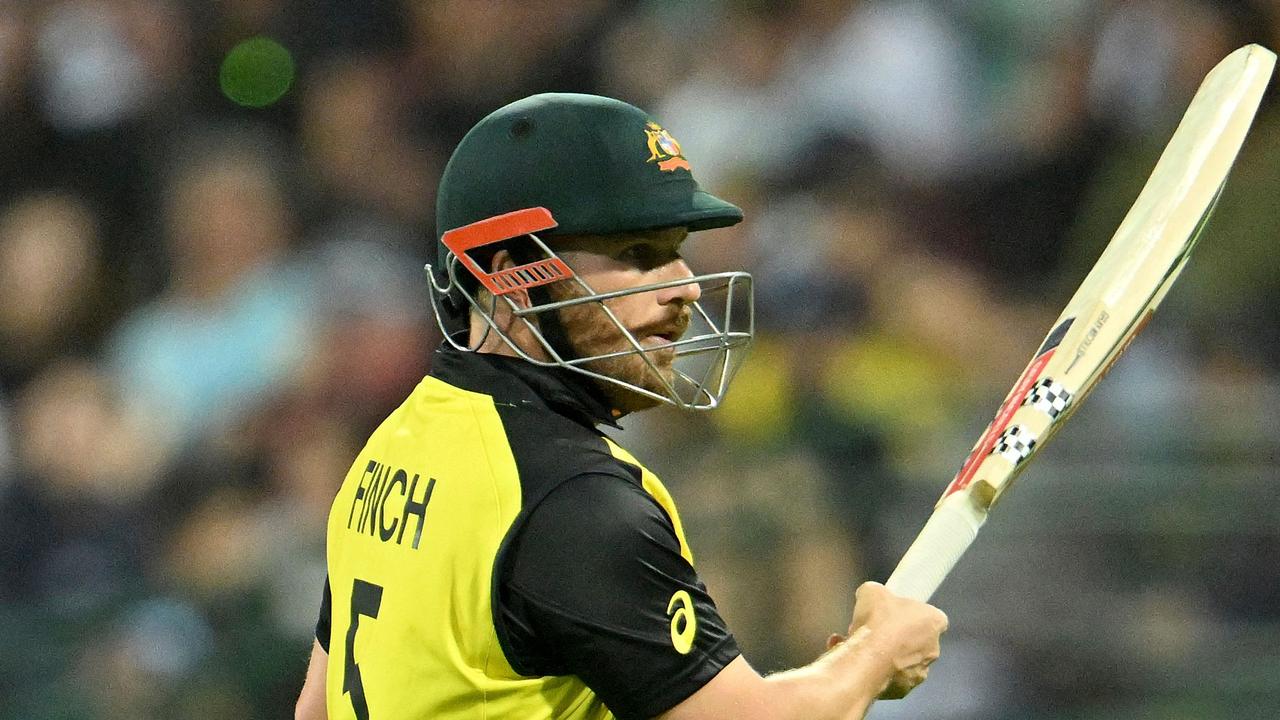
429,344,623,429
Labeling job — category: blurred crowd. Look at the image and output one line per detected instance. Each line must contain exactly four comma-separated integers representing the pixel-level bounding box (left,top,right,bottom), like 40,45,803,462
2,1,1279,718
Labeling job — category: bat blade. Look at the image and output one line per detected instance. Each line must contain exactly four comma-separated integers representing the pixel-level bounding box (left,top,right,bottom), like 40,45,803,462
884,44,1276,603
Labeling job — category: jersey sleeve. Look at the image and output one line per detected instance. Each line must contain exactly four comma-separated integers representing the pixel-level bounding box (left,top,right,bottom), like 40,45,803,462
497,473,741,720
315,576,332,653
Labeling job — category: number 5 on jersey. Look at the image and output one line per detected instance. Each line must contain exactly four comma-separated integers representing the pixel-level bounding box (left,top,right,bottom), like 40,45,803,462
344,579,384,720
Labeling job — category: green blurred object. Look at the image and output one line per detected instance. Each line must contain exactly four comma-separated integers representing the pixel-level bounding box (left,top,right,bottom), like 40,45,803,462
219,37,294,108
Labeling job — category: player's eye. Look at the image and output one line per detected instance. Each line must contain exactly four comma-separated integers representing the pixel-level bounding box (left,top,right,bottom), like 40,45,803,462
618,242,678,270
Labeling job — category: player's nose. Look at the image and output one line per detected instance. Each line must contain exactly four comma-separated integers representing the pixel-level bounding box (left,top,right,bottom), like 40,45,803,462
655,259,701,306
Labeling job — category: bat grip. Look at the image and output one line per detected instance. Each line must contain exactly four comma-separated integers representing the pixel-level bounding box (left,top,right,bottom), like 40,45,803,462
884,491,988,602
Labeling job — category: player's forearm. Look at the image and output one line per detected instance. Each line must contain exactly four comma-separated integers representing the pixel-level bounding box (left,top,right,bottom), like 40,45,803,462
759,627,891,720
657,627,907,720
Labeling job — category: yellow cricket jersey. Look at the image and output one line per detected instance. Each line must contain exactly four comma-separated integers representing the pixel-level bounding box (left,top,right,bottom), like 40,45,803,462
317,346,739,720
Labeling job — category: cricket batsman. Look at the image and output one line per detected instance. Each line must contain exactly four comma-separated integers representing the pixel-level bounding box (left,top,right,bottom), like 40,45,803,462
294,93,947,720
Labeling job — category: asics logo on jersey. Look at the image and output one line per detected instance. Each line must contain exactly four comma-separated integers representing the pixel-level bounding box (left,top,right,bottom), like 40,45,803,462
666,589,697,654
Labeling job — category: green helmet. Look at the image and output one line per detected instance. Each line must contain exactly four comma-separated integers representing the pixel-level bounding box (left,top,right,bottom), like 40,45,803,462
426,93,753,411
435,93,742,277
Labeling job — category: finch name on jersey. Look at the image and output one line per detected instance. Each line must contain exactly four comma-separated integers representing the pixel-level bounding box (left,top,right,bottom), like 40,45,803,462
345,459,436,549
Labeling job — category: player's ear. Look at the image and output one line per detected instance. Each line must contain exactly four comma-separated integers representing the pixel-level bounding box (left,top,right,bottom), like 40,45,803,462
488,249,532,310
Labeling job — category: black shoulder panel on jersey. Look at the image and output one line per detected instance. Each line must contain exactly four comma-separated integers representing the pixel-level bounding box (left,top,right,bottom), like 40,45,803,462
497,474,739,719
487,396,641,670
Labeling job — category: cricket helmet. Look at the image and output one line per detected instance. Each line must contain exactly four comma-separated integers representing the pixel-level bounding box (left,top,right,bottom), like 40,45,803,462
426,93,754,411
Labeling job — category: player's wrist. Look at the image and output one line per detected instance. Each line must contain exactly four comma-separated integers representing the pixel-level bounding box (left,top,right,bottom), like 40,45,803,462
824,626,896,701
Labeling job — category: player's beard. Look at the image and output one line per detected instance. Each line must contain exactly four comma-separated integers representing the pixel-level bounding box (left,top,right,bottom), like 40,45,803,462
546,282,690,414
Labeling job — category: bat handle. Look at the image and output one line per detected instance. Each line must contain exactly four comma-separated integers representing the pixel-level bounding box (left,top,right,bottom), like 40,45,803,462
884,491,988,602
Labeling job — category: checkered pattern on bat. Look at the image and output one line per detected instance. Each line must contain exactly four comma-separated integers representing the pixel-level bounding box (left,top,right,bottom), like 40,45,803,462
993,425,1036,464
1024,377,1072,419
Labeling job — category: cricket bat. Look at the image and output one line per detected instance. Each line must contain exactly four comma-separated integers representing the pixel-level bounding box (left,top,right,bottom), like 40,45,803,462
884,44,1276,603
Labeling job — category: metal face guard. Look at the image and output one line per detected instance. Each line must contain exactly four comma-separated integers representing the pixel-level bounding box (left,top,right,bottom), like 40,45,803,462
427,212,754,411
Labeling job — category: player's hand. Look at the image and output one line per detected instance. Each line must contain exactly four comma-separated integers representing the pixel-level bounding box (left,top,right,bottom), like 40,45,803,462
842,581,948,699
